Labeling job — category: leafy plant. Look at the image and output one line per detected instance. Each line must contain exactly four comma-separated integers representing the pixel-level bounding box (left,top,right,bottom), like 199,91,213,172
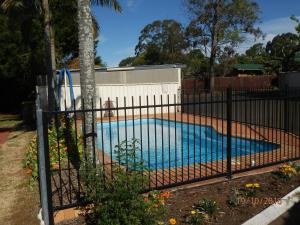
242,183,260,197
195,198,218,218
81,139,168,225
23,116,82,185
227,188,241,207
186,210,206,225
275,163,299,180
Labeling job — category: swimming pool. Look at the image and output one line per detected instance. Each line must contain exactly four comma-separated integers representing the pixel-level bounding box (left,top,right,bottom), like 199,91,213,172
97,119,279,169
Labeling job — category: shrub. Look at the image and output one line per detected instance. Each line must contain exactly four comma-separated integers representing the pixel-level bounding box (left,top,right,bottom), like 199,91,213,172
81,139,168,225
195,198,218,218
242,183,260,197
275,163,300,180
186,210,206,225
23,116,82,185
227,188,241,207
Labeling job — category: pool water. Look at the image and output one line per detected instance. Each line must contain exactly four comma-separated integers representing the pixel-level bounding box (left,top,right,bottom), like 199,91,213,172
97,119,279,169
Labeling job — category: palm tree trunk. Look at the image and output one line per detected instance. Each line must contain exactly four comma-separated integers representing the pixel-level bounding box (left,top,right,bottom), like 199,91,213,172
78,0,96,158
42,0,56,111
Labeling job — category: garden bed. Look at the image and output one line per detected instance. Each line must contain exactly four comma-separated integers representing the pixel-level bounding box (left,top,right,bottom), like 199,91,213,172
57,165,300,225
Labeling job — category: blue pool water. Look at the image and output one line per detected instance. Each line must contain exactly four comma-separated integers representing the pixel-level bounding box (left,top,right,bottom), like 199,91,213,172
97,119,279,169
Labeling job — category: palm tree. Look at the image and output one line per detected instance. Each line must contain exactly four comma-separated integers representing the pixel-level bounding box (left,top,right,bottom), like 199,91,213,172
78,0,121,158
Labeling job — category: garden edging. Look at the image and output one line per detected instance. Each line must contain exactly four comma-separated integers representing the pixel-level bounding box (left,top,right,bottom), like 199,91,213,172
242,186,300,225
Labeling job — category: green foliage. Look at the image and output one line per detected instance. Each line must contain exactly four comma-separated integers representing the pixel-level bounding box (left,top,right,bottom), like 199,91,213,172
266,32,300,72
273,162,300,180
184,49,209,77
23,117,82,185
135,19,187,65
186,212,205,225
81,139,168,225
227,188,241,207
195,198,218,217
0,0,105,112
184,0,262,76
242,183,261,197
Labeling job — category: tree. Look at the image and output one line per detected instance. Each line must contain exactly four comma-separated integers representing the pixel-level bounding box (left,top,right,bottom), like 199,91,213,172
236,43,269,64
135,19,187,64
266,33,300,72
77,0,121,157
184,49,209,77
119,56,137,67
184,0,262,90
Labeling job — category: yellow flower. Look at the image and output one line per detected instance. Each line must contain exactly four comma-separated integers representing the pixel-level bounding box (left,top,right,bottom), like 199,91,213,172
157,221,164,225
191,210,197,215
169,218,176,225
245,183,253,188
253,183,260,188
203,213,209,220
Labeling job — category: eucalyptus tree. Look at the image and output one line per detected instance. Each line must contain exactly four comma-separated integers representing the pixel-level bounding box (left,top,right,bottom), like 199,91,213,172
135,19,188,64
184,0,262,90
78,0,121,157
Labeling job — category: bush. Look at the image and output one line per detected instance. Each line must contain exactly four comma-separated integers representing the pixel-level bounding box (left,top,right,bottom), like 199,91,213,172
274,163,300,180
227,188,241,207
23,116,82,185
195,198,218,218
81,139,168,225
242,183,260,197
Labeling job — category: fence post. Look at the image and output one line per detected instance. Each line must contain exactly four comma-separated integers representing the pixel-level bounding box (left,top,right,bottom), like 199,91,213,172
226,88,232,179
36,96,54,225
284,86,288,132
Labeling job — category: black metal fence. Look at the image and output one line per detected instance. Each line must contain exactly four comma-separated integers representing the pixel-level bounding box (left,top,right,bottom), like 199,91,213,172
37,88,300,216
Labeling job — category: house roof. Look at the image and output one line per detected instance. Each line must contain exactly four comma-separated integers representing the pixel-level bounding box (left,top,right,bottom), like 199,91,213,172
234,64,264,71
67,64,186,73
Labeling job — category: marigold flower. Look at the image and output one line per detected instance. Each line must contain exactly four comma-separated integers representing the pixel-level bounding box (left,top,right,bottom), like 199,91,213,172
160,191,171,199
169,218,176,225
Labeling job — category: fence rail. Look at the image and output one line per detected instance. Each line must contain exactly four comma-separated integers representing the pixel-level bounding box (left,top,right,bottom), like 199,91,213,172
38,88,300,215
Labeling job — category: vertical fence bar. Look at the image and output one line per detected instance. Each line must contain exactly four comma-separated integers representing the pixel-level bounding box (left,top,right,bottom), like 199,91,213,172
161,95,165,185
99,98,105,182
154,95,158,187
36,99,54,225
73,99,81,202
199,92,202,177
146,96,151,189
167,95,171,184
174,94,178,183
193,92,196,179
226,88,232,178
108,98,113,177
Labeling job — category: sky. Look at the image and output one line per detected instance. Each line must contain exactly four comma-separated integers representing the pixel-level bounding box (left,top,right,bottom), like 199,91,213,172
92,0,300,67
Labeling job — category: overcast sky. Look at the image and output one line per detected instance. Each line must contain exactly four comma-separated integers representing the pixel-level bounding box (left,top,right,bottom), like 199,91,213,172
93,0,300,67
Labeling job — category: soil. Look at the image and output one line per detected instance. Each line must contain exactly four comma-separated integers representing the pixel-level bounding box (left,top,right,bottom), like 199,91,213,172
0,115,39,225
57,170,300,225
166,172,300,225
